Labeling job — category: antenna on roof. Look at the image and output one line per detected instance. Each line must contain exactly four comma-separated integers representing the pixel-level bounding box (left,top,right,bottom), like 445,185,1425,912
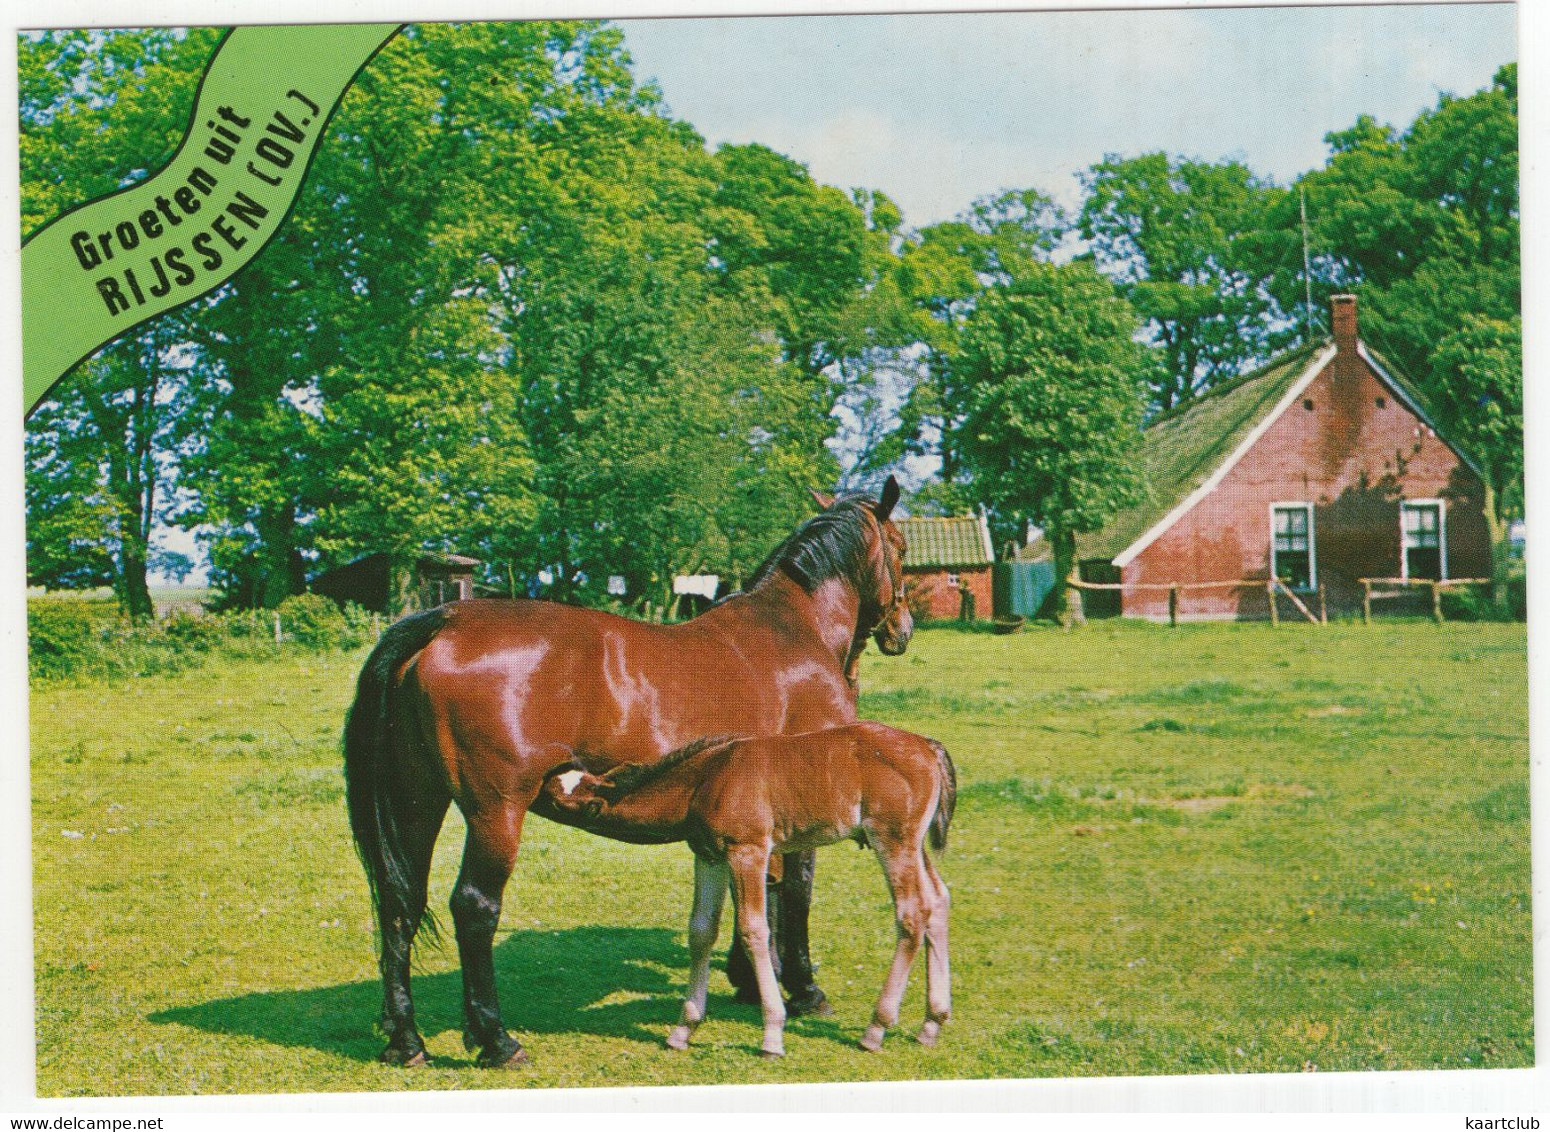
1300,187,1314,343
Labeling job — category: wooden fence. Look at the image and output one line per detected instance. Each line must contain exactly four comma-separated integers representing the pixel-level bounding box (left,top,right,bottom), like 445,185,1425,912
1358,577,1490,624
1066,575,1491,626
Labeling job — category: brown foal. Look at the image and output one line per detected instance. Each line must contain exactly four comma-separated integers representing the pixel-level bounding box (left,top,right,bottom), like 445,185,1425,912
541,721,955,1057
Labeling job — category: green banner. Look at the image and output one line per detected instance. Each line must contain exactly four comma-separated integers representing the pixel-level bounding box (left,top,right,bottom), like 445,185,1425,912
20,22,400,413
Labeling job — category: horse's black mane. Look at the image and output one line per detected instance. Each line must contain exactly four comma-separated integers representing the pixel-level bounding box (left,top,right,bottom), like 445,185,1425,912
745,493,880,595
595,735,741,800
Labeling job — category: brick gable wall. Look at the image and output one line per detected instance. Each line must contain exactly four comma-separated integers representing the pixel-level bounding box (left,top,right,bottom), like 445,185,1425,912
1118,346,1490,621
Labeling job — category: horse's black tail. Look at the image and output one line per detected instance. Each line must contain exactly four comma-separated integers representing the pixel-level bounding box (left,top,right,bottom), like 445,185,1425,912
343,608,449,943
928,739,957,852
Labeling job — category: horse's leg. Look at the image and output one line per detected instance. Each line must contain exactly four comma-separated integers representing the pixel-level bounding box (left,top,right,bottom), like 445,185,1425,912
917,853,951,1048
668,854,729,1050
377,788,449,1065
776,848,830,1015
860,841,928,1052
450,803,529,1068
728,843,786,1058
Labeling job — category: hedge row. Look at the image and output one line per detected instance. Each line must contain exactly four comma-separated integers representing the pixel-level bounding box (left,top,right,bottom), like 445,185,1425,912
27,593,378,683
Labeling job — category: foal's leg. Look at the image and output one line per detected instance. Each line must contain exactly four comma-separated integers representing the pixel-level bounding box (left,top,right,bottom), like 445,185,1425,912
728,844,787,1057
729,850,830,1015
917,854,951,1048
860,840,929,1052
450,803,529,1068
668,854,729,1050
727,860,782,1002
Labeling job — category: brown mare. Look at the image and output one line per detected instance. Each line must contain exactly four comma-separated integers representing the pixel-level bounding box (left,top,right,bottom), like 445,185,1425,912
540,722,955,1057
343,479,911,1067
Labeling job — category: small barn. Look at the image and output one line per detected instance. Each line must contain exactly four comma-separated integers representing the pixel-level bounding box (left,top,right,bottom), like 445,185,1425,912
898,513,995,621
312,552,481,615
1075,294,1492,621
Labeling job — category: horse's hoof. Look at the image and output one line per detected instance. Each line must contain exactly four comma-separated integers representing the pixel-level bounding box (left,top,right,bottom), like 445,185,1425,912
477,1045,531,1070
859,1025,886,1052
760,1048,784,1060
916,1025,940,1048
380,1045,428,1067
666,1028,692,1051
786,987,832,1017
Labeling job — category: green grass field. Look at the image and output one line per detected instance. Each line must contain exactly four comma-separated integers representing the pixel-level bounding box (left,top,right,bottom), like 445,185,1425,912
29,620,1531,1096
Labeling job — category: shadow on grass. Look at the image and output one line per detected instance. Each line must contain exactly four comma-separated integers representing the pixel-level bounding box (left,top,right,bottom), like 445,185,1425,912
149,925,852,1063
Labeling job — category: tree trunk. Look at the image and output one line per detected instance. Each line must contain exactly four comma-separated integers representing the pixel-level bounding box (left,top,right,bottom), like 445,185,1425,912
1481,482,1509,614
1053,527,1085,628
255,505,304,608
118,546,155,622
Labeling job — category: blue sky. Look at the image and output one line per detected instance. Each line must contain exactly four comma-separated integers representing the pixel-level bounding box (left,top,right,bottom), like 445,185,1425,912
619,4,1516,227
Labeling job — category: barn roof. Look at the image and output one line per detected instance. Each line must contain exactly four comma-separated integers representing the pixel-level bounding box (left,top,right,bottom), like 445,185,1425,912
899,514,994,570
1076,341,1329,563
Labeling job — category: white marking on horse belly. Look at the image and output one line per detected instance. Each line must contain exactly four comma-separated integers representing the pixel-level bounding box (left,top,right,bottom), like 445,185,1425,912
556,770,585,795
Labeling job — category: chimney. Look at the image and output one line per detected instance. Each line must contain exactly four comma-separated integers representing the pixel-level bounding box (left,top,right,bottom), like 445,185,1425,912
1330,293,1358,352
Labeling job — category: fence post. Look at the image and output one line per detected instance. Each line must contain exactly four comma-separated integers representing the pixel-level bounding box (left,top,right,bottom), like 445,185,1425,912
1362,580,1371,626
1168,584,1179,628
273,611,283,644
1318,584,1327,625
1061,565,1085,631
1431,580,1443,624
1267,580,1279,626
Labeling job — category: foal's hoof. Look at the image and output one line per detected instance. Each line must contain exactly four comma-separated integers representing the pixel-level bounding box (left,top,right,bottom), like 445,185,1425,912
380,1046,428,1068
858,1025,886,1052
916,1022,941,1048
785,987,832,1018
760,1048,785,1060
666,1027,693,1051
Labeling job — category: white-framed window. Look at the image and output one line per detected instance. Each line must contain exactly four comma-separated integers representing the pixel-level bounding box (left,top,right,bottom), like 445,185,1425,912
1270,503,1316,591
1401,499,1447,581
946,572,960,587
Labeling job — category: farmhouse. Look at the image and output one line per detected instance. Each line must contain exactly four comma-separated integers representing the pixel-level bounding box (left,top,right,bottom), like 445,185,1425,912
312,551,480,614
898,513,995,621
1075,295,1492,621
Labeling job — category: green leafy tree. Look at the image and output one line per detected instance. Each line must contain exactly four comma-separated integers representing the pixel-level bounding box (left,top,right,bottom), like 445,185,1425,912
496,130,835,604
20,28,220,616
707,143,874,384
947,259,1147,621
847,188,1072,501
1081,153,1288,412
1429,315,1522,542
1294,64,1519,526
181,22,620,605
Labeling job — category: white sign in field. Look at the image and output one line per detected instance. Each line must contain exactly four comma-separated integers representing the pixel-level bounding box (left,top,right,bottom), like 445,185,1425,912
672,574,719,599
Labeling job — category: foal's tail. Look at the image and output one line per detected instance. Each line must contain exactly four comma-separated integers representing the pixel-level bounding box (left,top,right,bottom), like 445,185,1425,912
343,608,449,941
927,739,957,852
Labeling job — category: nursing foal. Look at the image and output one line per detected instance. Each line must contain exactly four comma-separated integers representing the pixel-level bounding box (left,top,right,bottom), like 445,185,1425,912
542,721,955,1058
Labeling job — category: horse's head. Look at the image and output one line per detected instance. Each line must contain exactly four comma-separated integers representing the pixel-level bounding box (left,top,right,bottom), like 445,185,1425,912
813,475,913,657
